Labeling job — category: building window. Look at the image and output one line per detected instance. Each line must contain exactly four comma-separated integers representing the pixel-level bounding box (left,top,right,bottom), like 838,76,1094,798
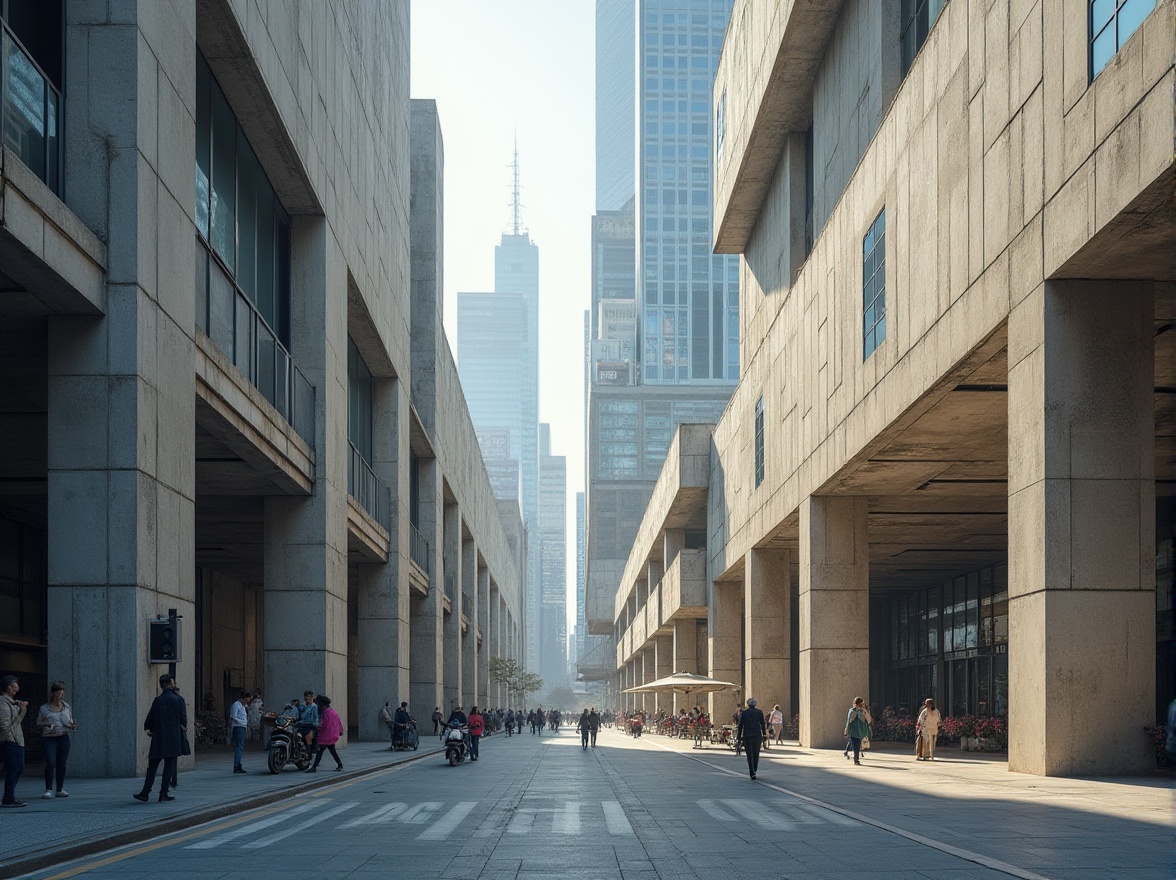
900,0,946,77
715,88,726,165
1,1,64,195
1090,0,1155,78
347,336,373,463
753,396,765,488
863,209,886,360
194,51,313,444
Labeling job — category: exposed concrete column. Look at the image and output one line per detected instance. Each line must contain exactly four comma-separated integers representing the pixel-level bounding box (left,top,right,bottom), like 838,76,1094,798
647,562,663,594
409,457,443,721
672,619,699,714
663,529,685,570
744,548,791,712
263,217,350,743
357,377,411,740
441,504,462,709
655,634,673,715
799,495,869,749
461,536,478,707
708,581,742,716
487,578,499,706
1007,281,1154,775
478,567,491,708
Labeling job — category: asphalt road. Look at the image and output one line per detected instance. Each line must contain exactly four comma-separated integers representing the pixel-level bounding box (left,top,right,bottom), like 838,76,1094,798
17,727,1168,880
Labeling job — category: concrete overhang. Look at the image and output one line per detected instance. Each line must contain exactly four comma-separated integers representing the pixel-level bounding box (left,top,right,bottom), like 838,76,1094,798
0,147,106,316
613,424,713,623
712,0,847,254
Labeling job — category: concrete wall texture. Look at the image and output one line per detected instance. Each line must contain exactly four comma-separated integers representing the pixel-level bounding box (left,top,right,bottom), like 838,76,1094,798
611,0,1175,776
0,1,525,776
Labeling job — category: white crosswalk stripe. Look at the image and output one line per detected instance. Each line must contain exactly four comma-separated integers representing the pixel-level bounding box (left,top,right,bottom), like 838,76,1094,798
338,802,408,828
186,801,319,849
418,802,478,840
696,799,859,832
602,800,634,836
243,802,358,849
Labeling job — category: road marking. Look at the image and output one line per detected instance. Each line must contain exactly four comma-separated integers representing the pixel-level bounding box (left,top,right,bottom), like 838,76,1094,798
243,802,357,849
506,808,535,834
602,800,634,836
696,799,737,822
647,738,1054,880
418,801,477,840
795,802,859,826
721,798,796,831
400,801,443,824
338,802,408,828
552,801,580,835
186,801,319,848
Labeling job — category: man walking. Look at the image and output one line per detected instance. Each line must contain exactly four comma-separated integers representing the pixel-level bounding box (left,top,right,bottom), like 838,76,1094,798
134,674,187,802
736,697,767,780
588,707,600,747
230,691,250,773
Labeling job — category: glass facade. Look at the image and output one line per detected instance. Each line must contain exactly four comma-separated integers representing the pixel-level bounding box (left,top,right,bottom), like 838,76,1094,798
0,514,46,646
1,2,63,196
637,0,738,385
596,0,636,211
900,0,946,77
862,209,887,360
753,396,764,488
871,564,1009,718
1090,0,1156,78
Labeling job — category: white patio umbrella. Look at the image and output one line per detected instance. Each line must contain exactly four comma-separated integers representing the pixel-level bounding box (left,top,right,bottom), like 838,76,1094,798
621,671,740,696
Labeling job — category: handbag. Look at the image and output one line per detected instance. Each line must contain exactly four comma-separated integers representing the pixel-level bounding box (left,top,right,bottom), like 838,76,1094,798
180,730,192,756
861,736,871,751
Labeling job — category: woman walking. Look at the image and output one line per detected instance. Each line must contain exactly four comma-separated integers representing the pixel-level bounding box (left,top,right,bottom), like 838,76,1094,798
36,681,77,799
0,675,29,807
916,698,941,760
468,706,484,761
843,697,871,766
306,695,343,772
768,704,784,746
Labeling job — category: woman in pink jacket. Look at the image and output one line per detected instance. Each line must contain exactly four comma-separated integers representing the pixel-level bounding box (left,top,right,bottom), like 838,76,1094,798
306,695,343,772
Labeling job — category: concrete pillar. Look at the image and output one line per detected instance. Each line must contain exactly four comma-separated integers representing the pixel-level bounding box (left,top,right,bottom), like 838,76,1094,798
654,635,673,715
409,457,443,722
663,529,685,570
263,216,350,743
744,548,791,712
478,566,491,708
356,378,412,740
461,537,478,709
442,504,462,709
708,580,742,716
799,495,869,749
1007,281,1155,775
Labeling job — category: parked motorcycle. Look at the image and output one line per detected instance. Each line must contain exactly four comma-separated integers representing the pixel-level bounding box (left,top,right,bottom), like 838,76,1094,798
392,721,419,751
443,723,469,766
268,715,312,773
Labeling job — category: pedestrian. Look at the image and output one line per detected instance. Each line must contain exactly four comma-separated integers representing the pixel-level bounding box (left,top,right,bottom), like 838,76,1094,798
588,707,600,747
306,695,343,772
36,680,77,799
736,697,767,779
431,706,443,736
468,705,484,761
134,673,187,803
632,711,643,738
577,709,591,750
297,690,319,748
230,690,250,773
1,674,29,807
768,704,784,746
247,693,264,741
843,697,871,766
380,702,395,748
393,701,416,749
916,698,941,761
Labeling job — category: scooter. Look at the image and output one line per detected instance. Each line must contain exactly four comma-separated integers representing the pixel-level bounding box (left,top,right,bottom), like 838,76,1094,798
443,723,469,766
267,715,312,773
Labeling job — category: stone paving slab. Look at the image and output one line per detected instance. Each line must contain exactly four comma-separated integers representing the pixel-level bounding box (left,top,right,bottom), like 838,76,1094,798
0,734,448,878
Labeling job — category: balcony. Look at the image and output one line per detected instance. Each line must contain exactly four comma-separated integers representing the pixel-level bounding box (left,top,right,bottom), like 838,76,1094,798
409,523,431,593
197,245,315,447
576,637,615,681
661,549,708,619
347,442,390,532
2,22,61,197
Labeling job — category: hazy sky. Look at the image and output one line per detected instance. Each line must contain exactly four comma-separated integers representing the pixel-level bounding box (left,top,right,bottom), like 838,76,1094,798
410,1,596,639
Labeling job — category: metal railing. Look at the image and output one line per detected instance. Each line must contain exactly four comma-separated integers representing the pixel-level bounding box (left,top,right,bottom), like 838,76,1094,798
347,442,390,533
197,244,315,446
409,524,431,577
2,22,61,196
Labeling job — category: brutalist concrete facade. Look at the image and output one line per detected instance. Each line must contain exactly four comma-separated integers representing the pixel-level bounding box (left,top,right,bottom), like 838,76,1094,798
613,0,1175,776
0,1,524,777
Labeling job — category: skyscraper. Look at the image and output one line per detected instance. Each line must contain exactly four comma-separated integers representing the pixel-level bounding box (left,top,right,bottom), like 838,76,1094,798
583,0,738,650
538,424,567,686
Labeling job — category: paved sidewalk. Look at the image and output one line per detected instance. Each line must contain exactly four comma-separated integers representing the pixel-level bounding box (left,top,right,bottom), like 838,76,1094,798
0,733,453,878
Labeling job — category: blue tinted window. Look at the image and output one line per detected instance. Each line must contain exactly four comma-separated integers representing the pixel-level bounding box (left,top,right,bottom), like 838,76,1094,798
1090,0,1156,78
863,210,887,360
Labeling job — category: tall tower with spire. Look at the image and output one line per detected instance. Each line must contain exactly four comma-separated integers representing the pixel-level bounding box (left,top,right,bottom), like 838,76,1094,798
458,147,547,677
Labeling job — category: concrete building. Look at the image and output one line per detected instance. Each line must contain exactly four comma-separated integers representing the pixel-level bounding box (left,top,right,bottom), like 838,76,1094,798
0,1,525,777
583,1,740,687
611,0,1175,776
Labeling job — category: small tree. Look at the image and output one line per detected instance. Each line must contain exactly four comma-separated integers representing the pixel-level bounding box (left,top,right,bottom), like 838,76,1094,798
488,657,543,707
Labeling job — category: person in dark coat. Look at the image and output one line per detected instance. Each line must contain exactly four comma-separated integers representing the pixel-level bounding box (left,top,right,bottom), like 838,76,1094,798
736,697,767,779
588,708,601,747
134,674,187,803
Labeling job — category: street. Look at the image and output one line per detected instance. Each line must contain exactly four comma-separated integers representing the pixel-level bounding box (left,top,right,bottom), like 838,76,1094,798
15,727,1172,880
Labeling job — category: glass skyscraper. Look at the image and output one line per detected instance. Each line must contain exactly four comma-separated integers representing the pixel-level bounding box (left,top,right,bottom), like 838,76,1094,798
596,0,635,212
